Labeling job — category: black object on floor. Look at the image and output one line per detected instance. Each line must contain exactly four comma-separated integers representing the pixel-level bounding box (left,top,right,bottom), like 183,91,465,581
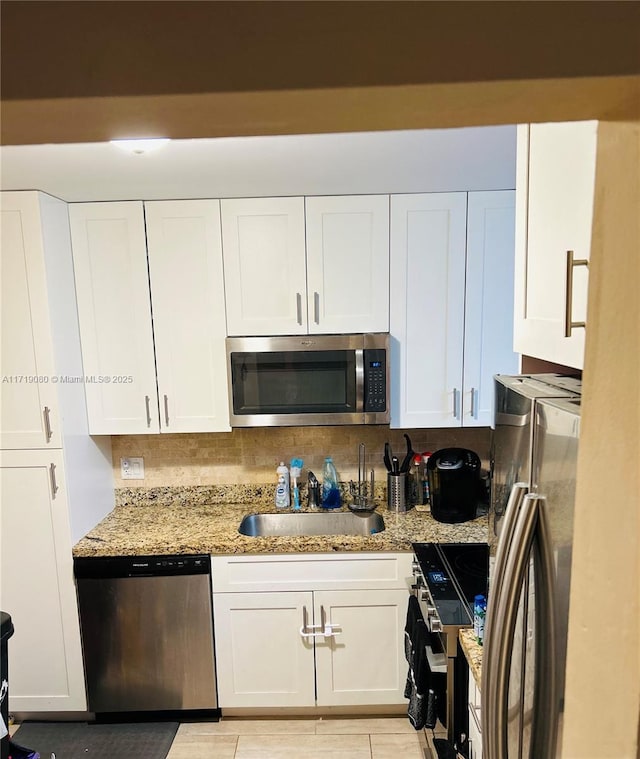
10,721,179,759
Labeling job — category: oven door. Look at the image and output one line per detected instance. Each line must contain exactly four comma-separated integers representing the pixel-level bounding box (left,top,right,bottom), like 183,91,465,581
411,577,471,755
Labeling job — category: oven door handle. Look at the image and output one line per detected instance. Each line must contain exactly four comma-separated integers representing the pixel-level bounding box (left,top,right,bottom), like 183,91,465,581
483,492,538,759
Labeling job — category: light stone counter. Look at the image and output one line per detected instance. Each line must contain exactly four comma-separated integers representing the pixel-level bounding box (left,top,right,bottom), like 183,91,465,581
459,628,483,688
73,485,489,558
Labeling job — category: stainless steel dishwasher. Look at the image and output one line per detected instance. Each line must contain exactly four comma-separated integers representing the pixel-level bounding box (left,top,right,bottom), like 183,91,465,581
74,554,218,716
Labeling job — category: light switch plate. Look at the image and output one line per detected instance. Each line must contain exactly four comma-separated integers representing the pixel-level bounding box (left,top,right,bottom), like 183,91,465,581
121,456,144,480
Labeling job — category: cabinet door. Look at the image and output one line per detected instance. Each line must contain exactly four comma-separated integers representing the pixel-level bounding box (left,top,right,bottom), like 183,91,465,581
213,591,315,708
0,450,86,711
513,121,597,370
463,191,519,426
390,193,467,428
0,192,61,448
305,195,389,334
221,197,307,336
69,202,159,433
145,200,230,433
314,589,408,706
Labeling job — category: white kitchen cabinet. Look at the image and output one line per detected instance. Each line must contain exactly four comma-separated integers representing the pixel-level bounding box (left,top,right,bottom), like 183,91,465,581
145,200,230,433
70,200,230,434
513,121,598,370
69,202,159,434
390,191,517,428
221,195,389,336
313,588,408,706
221,197,307,336
0,450,87,711
0,192,62,448
0,191,114,714
468,672,483,758
212,552,412,709
305,195,389,334
213,591,316,708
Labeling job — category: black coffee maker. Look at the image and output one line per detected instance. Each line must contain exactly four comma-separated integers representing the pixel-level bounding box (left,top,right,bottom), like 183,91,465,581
427,448,482,523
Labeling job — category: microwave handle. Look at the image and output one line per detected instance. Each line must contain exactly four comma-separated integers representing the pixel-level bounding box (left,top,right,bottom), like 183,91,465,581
355,349,364,413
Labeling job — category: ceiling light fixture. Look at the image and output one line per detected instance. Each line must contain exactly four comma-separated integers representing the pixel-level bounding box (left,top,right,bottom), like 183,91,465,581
110,138,171,155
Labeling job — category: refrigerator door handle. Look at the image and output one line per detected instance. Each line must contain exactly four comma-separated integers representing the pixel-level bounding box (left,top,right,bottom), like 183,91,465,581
484,493,539,759
531,495,559,759
482,481,528,724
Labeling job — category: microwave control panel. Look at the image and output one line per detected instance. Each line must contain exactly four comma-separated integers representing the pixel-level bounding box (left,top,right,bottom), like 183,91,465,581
363,349,387,412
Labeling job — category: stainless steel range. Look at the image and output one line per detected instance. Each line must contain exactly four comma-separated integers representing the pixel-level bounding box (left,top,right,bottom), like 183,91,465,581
410,542,489,752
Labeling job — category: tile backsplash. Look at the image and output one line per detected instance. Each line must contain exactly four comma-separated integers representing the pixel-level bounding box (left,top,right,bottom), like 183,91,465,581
111,426,491,488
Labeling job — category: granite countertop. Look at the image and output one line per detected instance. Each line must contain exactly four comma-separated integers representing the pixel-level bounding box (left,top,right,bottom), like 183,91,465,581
459,628,483,688
73,486,489,558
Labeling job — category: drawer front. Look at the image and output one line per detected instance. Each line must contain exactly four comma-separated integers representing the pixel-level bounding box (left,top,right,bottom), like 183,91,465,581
211,552,412,592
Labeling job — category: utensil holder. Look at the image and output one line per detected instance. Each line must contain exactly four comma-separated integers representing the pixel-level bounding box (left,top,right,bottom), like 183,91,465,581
387,473,407,512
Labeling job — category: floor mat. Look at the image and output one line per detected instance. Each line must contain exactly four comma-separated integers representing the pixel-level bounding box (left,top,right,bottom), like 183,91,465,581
10,721,179,759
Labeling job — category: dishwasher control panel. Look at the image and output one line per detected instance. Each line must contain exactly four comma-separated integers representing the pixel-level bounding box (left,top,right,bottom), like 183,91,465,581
74,554,211,579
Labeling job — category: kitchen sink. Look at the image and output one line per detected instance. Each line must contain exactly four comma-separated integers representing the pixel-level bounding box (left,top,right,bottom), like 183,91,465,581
238,511,385,537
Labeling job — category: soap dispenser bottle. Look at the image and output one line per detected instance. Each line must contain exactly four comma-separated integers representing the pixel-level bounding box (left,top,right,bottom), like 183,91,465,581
321,457,341,509
275,461,290,508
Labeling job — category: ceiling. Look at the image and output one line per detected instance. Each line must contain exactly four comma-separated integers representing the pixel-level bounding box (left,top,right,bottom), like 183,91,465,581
0,126,516,202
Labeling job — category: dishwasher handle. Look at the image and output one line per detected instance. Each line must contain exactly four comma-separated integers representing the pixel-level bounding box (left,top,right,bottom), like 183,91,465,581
73,554,211,579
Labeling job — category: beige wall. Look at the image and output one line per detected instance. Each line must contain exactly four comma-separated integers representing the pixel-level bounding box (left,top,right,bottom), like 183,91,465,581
111,426,490,489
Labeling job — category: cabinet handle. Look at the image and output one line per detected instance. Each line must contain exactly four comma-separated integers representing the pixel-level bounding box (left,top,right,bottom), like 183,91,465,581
452,388,461,419
164,394,170,427
145,395,152,427
49,463,58,499
299,605,323,638
43,406,53,443
564,250,589,337
470,387,478,419
314,291,320,325
296,293,303,326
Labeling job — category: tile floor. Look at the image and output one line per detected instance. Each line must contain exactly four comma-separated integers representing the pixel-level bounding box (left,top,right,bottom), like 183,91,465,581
165,718,427,759
12,716,431,759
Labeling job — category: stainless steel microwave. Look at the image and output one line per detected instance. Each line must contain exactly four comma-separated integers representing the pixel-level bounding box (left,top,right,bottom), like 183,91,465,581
226,333,389,427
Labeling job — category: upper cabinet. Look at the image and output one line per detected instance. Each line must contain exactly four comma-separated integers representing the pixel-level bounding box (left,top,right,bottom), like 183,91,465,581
1,192,62,448
221,195,389,336
390,191,518,428
513,121,598,370
145,200,230,433
70,200,230,435
305,195,389,334
221,197,307,335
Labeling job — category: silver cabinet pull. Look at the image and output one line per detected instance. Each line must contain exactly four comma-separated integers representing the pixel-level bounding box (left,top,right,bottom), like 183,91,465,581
296,292,303,326
299,605,323,639
452,388,460,419
470,387,478,419
564,250,589,337
164,394,170,427
314,291,320,325
49,463,58,499
145,395,152,427
43,406,53,443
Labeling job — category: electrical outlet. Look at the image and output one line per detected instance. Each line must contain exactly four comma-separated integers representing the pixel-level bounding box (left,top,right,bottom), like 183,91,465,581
121,457,145,480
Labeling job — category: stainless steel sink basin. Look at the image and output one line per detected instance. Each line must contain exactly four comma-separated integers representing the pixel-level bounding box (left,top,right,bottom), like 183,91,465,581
238,511,385,537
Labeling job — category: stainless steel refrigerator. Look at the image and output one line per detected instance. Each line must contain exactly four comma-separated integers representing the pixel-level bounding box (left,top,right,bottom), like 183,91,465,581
482,374,582,759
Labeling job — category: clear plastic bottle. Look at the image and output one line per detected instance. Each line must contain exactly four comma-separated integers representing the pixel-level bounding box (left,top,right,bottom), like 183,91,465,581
321,457,341,509
473,594,486,645
275,461,290,508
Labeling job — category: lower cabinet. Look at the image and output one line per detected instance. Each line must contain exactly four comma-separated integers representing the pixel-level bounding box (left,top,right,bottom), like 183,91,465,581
212,553,411,709
0,450,87,711
468,673,483,759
